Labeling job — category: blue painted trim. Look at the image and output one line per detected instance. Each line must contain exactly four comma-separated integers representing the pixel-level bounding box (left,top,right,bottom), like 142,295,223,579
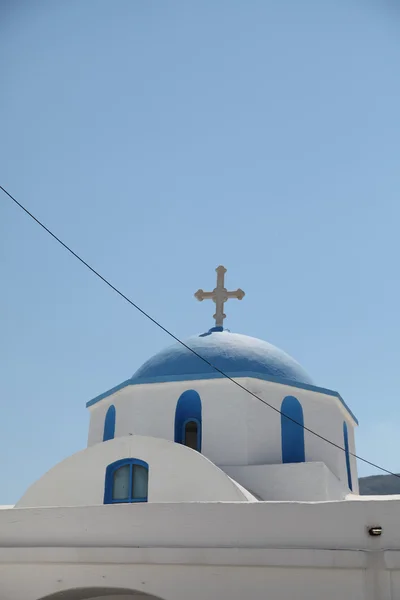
199,326,225,337
104,458,149,504
182,417,201,452
343,421,353,491
281,396,305,464
87,371,358,425
103,404,116,441
88,379,132,407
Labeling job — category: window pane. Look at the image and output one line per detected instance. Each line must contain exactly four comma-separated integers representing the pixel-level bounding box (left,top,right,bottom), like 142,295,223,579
132,465,148,499
184,421,198,450
112,465,130,500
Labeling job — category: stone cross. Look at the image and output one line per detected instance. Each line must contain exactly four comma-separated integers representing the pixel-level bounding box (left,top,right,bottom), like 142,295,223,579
194,265,245,327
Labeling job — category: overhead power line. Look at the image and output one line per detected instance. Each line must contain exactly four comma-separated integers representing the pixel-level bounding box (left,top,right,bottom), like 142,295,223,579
1,183,399,480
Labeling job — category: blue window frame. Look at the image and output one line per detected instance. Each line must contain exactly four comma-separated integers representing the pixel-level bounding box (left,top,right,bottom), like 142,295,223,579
343,421,353,491
281,395,305,463
103,404,116,442
175,390,202,452
104,458,149,504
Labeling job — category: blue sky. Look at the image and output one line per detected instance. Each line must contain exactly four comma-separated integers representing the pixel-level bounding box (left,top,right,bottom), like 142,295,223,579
1,0,400,504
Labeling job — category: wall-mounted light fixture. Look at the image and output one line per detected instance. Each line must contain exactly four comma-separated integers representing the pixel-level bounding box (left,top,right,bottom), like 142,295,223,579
368,526,383,537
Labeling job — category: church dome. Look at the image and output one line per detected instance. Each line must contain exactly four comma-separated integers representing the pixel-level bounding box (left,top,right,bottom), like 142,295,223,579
131,327,313,386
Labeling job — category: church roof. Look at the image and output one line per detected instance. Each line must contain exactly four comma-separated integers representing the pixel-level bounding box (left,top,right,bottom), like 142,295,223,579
85,266,358,425
131,327,313,386
86,326,358,425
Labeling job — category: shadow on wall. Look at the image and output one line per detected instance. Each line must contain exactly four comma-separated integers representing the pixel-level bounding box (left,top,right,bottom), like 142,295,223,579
37,587,166,599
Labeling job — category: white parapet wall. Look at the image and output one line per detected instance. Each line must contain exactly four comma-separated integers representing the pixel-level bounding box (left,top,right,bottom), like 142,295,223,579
0,497,399,600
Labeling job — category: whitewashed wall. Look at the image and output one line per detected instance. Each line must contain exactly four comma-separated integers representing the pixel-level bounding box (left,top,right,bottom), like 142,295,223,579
16,436,253,508
224,461,348,501
87,376,358,493
0,562,372,600
1,496,399,600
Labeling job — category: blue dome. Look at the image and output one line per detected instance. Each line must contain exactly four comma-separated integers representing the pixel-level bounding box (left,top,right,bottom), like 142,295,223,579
131,328,313,386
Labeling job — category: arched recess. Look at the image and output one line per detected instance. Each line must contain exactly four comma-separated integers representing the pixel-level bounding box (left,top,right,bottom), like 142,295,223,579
175,389,202,452
36,587,167,599
281,395,305,463
343,421,353,491
103,404,116,441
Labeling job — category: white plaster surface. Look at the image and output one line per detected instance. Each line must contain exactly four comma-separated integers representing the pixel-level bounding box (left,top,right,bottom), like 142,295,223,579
6,498,400,550
16,435,253,508
0,563,370,600
1,497,400,600
87,376,358,493
224,461,347,501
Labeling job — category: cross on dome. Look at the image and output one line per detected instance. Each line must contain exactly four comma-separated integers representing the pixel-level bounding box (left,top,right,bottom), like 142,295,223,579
194,265,245,327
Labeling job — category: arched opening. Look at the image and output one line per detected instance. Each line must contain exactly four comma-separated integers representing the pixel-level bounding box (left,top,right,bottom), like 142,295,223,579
103,404,116,441
343,421,353,491
175,389,202,452
281,395,305,463
183,418,200,450
104,458,149,504
37,587,166,600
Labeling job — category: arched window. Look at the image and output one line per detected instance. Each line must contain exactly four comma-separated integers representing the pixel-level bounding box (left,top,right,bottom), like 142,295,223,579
281,396,305,464
103,404,116,442
104,458,149,504
175,390,202,452
343,421,353,491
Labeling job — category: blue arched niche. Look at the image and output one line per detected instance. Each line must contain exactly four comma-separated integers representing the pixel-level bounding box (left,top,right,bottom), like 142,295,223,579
343,421,353,491
175,390,202,452
103,404,116,441
281,396,305,463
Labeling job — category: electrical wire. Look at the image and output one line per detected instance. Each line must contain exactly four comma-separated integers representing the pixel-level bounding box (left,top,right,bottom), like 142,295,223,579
2,183,399,479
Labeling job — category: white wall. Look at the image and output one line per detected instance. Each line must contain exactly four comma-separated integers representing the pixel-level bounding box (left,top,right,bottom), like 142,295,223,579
0,562,370,600
245,379,358,486
1,496,400,600
224,462,348,501
87,376,358,495
88,379,250,465
8,496,400,551
16,436,253,508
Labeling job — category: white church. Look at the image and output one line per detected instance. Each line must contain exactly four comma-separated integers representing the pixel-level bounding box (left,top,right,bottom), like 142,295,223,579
1,266,399,600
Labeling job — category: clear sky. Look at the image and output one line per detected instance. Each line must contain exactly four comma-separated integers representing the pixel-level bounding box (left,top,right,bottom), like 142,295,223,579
1,0,400,504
